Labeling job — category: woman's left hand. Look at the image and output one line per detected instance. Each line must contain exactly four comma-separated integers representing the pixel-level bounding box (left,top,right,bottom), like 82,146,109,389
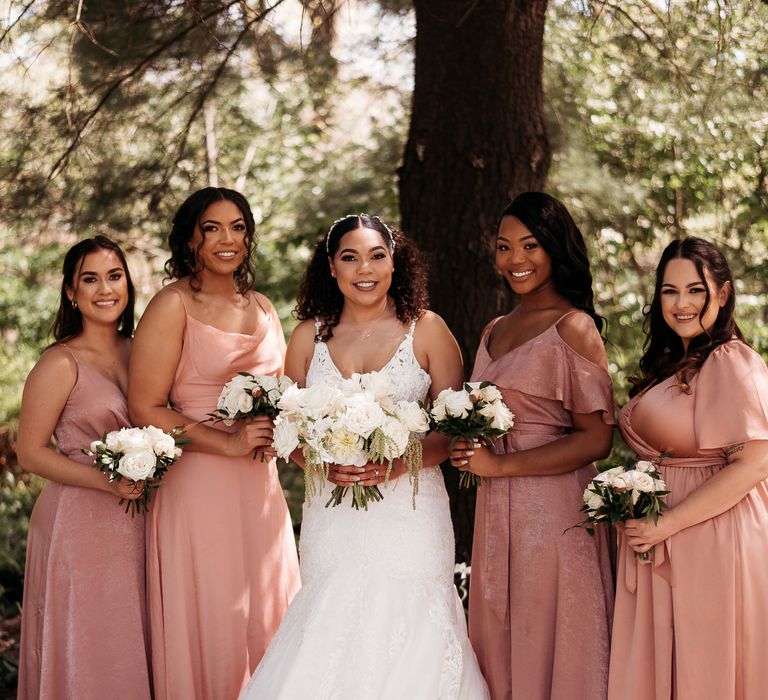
622,515,677,554
328,460,405,487
449,440,502,477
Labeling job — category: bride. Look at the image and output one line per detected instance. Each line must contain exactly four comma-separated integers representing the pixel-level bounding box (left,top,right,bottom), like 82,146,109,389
240,215,489,699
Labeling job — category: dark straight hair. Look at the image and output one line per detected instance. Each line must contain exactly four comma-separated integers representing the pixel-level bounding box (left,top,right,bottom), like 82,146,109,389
52,236,136,341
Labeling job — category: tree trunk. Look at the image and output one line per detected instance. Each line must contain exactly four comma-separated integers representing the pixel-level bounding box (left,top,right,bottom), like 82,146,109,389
399,0,551,562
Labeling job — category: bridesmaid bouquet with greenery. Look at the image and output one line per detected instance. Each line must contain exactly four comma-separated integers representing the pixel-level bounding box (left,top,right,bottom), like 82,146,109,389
574,460,670,559
83,425,187,516
209,373,295,424
271,371,429,510
429,381,515,488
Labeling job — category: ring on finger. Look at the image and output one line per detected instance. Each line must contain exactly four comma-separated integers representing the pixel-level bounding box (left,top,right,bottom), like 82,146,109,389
373,469,380,477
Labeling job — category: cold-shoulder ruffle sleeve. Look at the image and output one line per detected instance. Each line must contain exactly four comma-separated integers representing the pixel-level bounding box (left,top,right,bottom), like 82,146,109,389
694,340,768,451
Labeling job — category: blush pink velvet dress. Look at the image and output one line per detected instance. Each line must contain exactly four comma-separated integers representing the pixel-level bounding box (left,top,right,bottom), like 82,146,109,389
146,296,301,700
609,341,768,700
18,346,151,700
468,312,616,700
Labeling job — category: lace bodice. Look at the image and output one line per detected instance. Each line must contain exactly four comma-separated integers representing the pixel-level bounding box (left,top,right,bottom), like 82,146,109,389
305,320,432,404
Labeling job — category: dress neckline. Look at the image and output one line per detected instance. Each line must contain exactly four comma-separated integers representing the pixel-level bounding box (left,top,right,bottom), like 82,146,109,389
317,322,429,383
60,344,127,395
185,311,265,338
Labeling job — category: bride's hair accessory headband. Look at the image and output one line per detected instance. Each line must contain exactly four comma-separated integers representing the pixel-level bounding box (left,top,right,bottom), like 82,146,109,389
325,214,396,254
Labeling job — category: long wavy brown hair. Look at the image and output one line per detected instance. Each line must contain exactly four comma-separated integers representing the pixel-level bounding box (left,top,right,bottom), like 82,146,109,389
630,236,745,397
164,187,257,294
295,214,429,341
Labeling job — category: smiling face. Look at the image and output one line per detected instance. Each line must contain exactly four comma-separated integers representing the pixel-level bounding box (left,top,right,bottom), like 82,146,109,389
660,257,730,350
189,199,249,277
66,248,129,327
495,215,554,296
328,226,394,306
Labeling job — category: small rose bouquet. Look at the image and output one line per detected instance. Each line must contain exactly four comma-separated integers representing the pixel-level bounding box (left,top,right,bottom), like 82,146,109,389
429,381,515,488
573,460,670,559
272,371,429,510
210,373,295,424
83,425,187,516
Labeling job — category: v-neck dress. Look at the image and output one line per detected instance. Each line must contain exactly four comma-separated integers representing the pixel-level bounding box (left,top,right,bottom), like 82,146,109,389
18,347,151,700
608,340,768,700
468,312,616,700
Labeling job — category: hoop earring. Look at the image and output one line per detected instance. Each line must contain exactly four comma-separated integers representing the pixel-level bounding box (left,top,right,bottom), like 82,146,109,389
71,299,78,310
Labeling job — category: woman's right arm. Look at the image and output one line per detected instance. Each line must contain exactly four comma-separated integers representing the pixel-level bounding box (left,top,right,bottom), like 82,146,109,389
128,289,273,458
281,320,317,469
16,348,141,500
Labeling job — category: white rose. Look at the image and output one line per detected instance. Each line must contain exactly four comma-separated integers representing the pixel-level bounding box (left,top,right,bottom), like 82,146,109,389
267,389,282,405
584,489,605,512
626,470,656,493
278,376,294,391
430,398,448,423
478,400,514,432
342,394,387,438
256,375,279,392
117,449,157,480
654,477,667,491
610,475,630,492
395,400,430,433
478,384,503,403
106,427,150,453
236,392,254,414
634,460,656,473
361,371,395,402
89,440,105,454
285,384,342,420
378,418,410,459
272,417,300,459
143,426,176,458
593,466,625,483
440,389,473,419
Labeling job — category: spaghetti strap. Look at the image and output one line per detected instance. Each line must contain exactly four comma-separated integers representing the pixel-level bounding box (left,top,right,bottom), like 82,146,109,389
554,309,582,325
406,319,417,339
58,343,79,363
166,286,190,314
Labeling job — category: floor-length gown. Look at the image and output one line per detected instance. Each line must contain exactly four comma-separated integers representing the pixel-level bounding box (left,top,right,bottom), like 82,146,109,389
608,340,768,700
18,345,151,700
146,296,301,700
468,312,615,700
240,321,490,700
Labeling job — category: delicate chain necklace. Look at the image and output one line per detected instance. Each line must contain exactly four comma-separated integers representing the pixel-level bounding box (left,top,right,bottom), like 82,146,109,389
342,304,395,340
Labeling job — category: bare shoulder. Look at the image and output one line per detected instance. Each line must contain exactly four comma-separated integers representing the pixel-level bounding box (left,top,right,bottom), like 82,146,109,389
555,311,607,368
137,284,187,328
289,318,318,347
413,310,454,342
250,291,277,316
27,345,77,394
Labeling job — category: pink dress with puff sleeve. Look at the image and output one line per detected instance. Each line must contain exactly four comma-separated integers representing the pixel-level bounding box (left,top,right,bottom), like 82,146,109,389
609,341,768,700
468,312,616,700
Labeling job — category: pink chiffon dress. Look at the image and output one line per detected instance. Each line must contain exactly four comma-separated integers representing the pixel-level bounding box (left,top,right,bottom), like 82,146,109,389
18,346,151,700
609,340,768,700
146,294,301,700
468,312,616,700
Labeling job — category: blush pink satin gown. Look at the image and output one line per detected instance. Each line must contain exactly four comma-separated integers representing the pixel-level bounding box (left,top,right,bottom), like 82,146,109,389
146,296,301,700
609,341,768,700
468,312,616,700
18,346,151,700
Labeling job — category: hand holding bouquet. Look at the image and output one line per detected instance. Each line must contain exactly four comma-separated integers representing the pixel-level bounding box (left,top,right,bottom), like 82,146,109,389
573,459,670,559
430,381,515,488
83,425,187,516
272,372,429,510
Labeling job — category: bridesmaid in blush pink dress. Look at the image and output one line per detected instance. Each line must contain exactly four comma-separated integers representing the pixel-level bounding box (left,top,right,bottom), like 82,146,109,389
451,193,615,700
129,188,300,700
608,237,768,700
16,237,150,700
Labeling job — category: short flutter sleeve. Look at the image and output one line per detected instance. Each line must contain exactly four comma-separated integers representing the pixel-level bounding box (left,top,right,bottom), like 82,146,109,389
694,341,768,451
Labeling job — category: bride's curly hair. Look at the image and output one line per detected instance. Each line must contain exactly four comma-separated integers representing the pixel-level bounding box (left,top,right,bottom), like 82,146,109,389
629,237,744,397
164,187,256,294
295,214,429,341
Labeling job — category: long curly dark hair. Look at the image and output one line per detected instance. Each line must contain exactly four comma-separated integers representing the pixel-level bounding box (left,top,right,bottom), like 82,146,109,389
630,236,744,397
52,236,135,341
500,192,604,334
164,187,256,294
295,214,429,341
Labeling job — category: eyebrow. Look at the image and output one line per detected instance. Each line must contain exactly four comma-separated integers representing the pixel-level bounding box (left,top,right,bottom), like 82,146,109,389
338,245,387,254
496,234,535,242
78,267,124,278
200,218,245,225
660,281,705,288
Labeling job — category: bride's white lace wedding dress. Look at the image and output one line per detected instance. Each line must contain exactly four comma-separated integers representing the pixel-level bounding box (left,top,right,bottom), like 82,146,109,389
240,322,489,699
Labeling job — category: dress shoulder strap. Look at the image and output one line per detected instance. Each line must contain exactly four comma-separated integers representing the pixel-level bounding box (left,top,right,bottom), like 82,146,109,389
165,286,190,314
406,319,417,339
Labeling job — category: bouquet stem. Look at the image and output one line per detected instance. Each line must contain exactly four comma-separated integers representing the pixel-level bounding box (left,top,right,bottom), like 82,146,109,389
458,470,484,489
326,484,384,510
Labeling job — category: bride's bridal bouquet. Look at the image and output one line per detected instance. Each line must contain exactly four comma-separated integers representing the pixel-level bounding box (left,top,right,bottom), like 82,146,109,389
429,381,515,488
209,373,295,424
83,425,186,516
272,372,430,510
573,460,669,559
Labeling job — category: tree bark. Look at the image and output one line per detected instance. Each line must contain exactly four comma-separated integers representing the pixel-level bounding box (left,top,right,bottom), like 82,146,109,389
399,0,551,561
400,0,551,365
